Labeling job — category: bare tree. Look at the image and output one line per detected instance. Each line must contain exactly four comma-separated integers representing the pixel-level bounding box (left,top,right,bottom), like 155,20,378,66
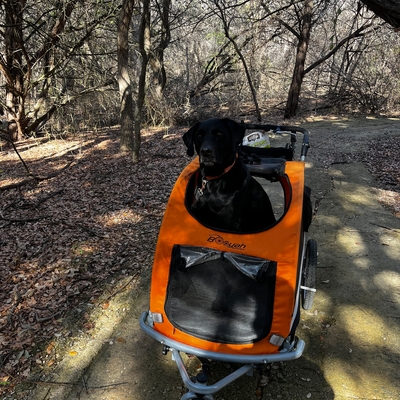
148,0,171,98
117,0,172,160
118,0,135,154
212,0,262,120
0,0,118,141
2,0,399,143
189,40,236,99
261,1,379,118
284,0,313,119
2,0,26,141
133,0,151,162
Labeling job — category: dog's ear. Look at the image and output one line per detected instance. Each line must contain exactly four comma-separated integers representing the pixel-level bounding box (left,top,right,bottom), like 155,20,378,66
223,118,246,150
182,124,198,157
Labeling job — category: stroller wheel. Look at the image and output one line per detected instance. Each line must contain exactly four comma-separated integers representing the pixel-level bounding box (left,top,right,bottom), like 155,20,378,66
302,239,317,310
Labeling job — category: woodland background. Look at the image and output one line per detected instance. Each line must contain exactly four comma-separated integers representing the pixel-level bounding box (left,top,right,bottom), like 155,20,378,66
1,0,400,397
1,0,400,157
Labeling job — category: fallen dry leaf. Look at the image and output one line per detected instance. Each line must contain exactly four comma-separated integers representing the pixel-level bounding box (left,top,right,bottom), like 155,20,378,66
46,342,55,354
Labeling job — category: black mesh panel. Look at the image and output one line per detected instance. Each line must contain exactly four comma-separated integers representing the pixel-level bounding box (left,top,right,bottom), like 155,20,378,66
165,246,277,344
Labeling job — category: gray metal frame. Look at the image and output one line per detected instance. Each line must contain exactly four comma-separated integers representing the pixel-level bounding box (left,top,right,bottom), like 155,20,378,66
140,311,305,399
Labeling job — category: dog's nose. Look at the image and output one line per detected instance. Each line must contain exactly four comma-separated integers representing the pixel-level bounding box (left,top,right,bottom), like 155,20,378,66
200,146,213,157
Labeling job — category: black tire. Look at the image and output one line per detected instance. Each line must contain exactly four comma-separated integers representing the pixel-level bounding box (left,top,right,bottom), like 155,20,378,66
302,239,317,310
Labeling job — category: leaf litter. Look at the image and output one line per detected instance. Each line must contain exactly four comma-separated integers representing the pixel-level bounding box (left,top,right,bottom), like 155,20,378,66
0,127,188,395
1,124,399,396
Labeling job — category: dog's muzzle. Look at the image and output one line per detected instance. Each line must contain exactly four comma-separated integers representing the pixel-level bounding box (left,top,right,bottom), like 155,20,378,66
199,145,216,166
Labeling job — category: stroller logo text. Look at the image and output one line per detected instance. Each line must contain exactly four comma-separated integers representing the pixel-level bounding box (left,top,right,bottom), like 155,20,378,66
207,234,246,250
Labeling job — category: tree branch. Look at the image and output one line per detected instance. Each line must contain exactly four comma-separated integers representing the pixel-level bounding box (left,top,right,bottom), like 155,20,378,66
304,23,374,75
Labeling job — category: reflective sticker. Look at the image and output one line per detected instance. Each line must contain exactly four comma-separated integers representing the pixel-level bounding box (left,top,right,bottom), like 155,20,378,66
151,312,163,323
269,334,285,346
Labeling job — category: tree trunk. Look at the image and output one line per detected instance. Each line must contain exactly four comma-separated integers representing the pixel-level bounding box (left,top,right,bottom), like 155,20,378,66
133,0,151,162
284,1,313,119
117,0,135,154
1,0,80,141
148,0,171,99
4,0,26,141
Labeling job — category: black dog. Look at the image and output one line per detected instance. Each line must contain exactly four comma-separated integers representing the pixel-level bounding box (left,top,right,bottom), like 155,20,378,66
183,118,276,232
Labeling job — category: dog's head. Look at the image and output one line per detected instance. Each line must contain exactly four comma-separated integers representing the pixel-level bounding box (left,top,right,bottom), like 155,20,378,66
183,118,245,175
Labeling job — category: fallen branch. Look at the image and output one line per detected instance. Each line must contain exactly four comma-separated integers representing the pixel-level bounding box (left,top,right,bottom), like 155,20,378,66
34,161,74,180
26,380,128,389
0,133,32,176
32,190,64,208
61,221,103,237
35,311,62,323
0,216,47,224
103,272,140,303
0,178,38,191
369,222,400,233
0,290,22,332
0,162,74,191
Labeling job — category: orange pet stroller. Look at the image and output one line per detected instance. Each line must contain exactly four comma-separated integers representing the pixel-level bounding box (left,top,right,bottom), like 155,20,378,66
140,123,317,399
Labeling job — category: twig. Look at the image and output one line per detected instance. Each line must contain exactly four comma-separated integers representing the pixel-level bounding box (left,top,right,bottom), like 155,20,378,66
0,161,73,191
0,294,22,332
135,210,164,218
82,376,89,394
42,388,51,400
330,160,350,165
35,311,62,323
0,216,47,224
26,380,128,389
0,133,32,176
32,190,64,208
34,161,74,180
63,221,102,237
0,178,37,191
369,222,400,233
104,272,140,302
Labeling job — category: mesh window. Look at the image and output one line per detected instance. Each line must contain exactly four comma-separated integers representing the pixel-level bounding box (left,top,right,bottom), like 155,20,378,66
165,246,277,344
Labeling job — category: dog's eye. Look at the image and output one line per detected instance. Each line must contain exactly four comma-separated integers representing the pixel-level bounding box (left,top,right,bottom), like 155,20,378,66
215,131,223,137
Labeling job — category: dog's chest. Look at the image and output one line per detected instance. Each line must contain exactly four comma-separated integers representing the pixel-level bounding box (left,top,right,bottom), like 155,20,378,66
193,178,238,216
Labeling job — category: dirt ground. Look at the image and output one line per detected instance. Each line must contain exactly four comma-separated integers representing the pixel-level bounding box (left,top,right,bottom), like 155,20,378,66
2,116,400,400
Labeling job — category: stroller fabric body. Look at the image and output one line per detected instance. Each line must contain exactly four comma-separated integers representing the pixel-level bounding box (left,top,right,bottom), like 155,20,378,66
149,158,305,355
140,124,316,399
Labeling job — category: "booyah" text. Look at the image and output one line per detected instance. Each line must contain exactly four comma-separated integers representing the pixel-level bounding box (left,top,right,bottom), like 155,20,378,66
207,234,246,250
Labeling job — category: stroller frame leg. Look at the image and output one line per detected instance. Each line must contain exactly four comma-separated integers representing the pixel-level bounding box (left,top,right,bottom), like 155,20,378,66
172,348,254,399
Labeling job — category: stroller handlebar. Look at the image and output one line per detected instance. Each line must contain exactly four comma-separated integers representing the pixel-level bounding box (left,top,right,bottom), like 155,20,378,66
241,122,310,161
